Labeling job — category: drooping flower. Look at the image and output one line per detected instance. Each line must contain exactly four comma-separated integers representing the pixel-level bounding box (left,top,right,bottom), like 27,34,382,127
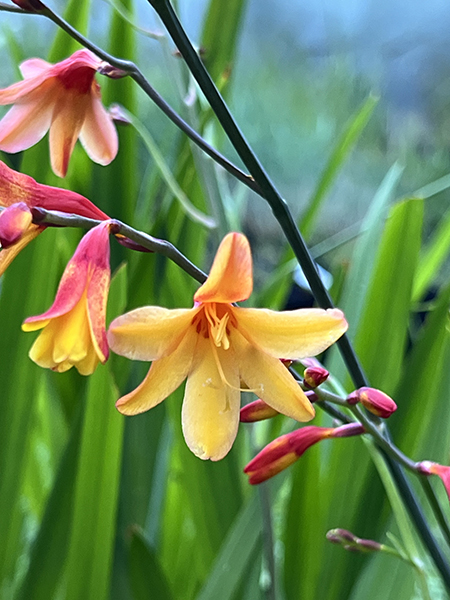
108,232,348,461
0,49,118,177
0,160,108,275
22,221,112,375
244,422,365,484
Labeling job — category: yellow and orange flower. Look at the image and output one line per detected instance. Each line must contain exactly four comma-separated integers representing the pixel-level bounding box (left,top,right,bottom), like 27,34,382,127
108,232,348,461
0,49,118,177
0,160,108,276
22,221,112,375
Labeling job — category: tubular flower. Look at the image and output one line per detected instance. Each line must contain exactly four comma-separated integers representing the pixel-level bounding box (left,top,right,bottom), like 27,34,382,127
244,422,365,484
22,221,112,375
108,232,348,461
0,160,108,276
0,49,118,177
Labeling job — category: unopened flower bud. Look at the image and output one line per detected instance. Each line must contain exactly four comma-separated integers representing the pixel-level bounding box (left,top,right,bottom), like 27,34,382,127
98,63,128,79
280,358,293,369
0,202,33,248
326,529,382,553
240,399,279,422
303,366,329,389
11,0,45,10
244,421,364,485
347,387,397,418
418,461,450,502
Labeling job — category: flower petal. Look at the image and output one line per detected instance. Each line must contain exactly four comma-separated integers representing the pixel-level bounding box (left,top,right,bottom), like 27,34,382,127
182,335,240,461
85,222,111,363
0,93,54,153
79,84,118,166
0,224,42,276
116,326,197,415
236,307,348,359
194,232,253,304
0,160,109,220
49,89,89,177
232,329,315,422
108,306,198,361
20,58,52,79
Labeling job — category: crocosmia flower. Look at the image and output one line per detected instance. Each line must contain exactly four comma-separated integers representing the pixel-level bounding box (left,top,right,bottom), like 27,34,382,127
0,49,118,177
108,232,348,461
22,221,112,375
0,160,108,275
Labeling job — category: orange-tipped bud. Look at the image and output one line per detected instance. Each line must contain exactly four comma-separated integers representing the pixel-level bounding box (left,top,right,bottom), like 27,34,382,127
244,422,365,484
418,461,450,503
326,529,382,553
347,387,397,418
240,399,280,422
0,202,33,248
303,366,329,389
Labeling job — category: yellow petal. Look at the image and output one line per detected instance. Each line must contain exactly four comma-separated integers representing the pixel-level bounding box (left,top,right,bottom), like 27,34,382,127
194,232,253,304
236,307,348,359
116,326,197,416
182,334,240,461
108,306,198,361
232,329,315,422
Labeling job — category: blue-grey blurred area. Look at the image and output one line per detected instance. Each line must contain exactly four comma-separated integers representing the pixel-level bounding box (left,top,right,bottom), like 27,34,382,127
2,0,450,247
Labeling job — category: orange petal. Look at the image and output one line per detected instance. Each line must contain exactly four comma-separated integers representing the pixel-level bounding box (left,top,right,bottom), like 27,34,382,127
116,326,197,415
232,329,315,422
194,232,253,304
108,306,198,361
79,84,118,166
49,89,89,177
182,334,240,460
236,307,348,359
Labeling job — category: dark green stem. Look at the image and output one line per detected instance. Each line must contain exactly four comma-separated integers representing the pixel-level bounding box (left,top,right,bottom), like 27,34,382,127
149,0,450,588
421,477,450,548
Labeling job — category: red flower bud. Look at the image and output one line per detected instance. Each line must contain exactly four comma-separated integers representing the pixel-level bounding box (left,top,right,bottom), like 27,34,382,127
347,387,397,418
240,399,280,422
11,0,45,10
303,366,329,389
418,461,450,503
244,422,364,484
0,202,33,248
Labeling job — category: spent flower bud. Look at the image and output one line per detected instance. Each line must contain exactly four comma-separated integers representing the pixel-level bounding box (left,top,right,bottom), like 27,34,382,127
326,529,382,553
303,366,329,388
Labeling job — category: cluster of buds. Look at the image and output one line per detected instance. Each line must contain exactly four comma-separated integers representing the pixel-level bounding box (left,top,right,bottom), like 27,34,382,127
347,387,397,419
244,422,365,484
326,529,383,554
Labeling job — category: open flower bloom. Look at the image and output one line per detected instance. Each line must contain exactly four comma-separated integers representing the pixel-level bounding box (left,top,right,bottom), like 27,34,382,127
0,160,108,276
0,49,118,177
22,221,112,375
108,232,348,461
245,422,365,484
